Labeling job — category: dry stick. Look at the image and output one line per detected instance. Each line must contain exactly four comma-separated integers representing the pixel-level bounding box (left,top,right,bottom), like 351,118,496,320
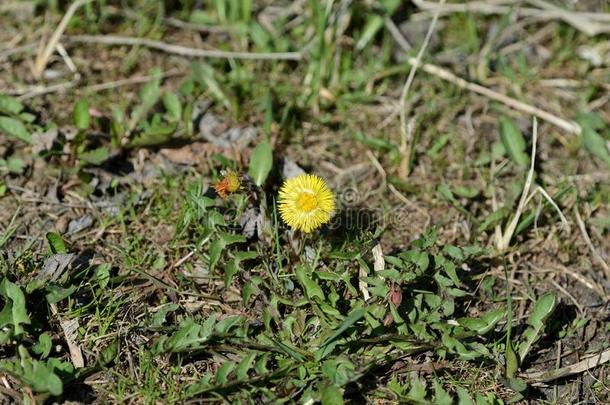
34,0,92,78
66,34,303,61
411,57,581,134
522,348,610,382
412,0,610,35
17,81,76,100
386,19,581,135
398,0,445,177
573,206,610,280
0,42,37,60
526,0,610,36
9,69,185,99
497,117,538,251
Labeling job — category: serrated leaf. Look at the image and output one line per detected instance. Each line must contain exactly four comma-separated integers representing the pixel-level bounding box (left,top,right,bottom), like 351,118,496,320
248,140,273,186
0,116,32,144
79,147,109,165
499,116,529,167
517,292,557,363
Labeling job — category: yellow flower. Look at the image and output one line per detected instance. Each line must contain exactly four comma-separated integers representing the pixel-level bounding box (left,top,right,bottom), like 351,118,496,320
278,174,335,233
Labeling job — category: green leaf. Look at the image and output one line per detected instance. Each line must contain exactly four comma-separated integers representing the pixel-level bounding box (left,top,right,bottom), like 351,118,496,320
248,140,273,186
32,333,53,359
356,15,384,50
224,259,239,288
456,385,475,405
505,340,519,378
406,377,427,402
46,232,67,254
152,316,219,354
95,263,111,289
235,351,256,381
45,284,77,304
0,350,63,395
322,357,356,386
458,307,504,335
580,121,610,166
320,383,344,405
478,207,509,233
192,62,231,109
0,93,24,115
517,292,557,363
73,100,90,130
79,147,109,165
318,307,367,358
0,116,32,144
499,116,529,167
215,361,235,385
129,69,162,131
5,156,25,174
208,239,226,273
295,266,324,301
162,92,182,121
0,280,31,339
99,339,119,366
432,380,453,405
215,315,245,335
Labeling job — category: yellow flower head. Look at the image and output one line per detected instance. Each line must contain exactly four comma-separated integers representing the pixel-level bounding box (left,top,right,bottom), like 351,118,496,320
278,174,335,233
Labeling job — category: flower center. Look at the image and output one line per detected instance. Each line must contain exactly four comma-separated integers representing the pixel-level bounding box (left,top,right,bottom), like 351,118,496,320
297,193,318,212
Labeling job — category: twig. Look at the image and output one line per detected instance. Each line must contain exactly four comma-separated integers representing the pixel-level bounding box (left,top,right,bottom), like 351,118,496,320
103,6,236,34
522,348,610,382
573,206,610,280
82,69,185,92
56,42,78,74
497,117,538,250
412,0,610,36
66,34,303,61
0,42,37,61
398,0,445,177
17,80,77,100
386,22,581,135
34,0,92,78
526,0,610,36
